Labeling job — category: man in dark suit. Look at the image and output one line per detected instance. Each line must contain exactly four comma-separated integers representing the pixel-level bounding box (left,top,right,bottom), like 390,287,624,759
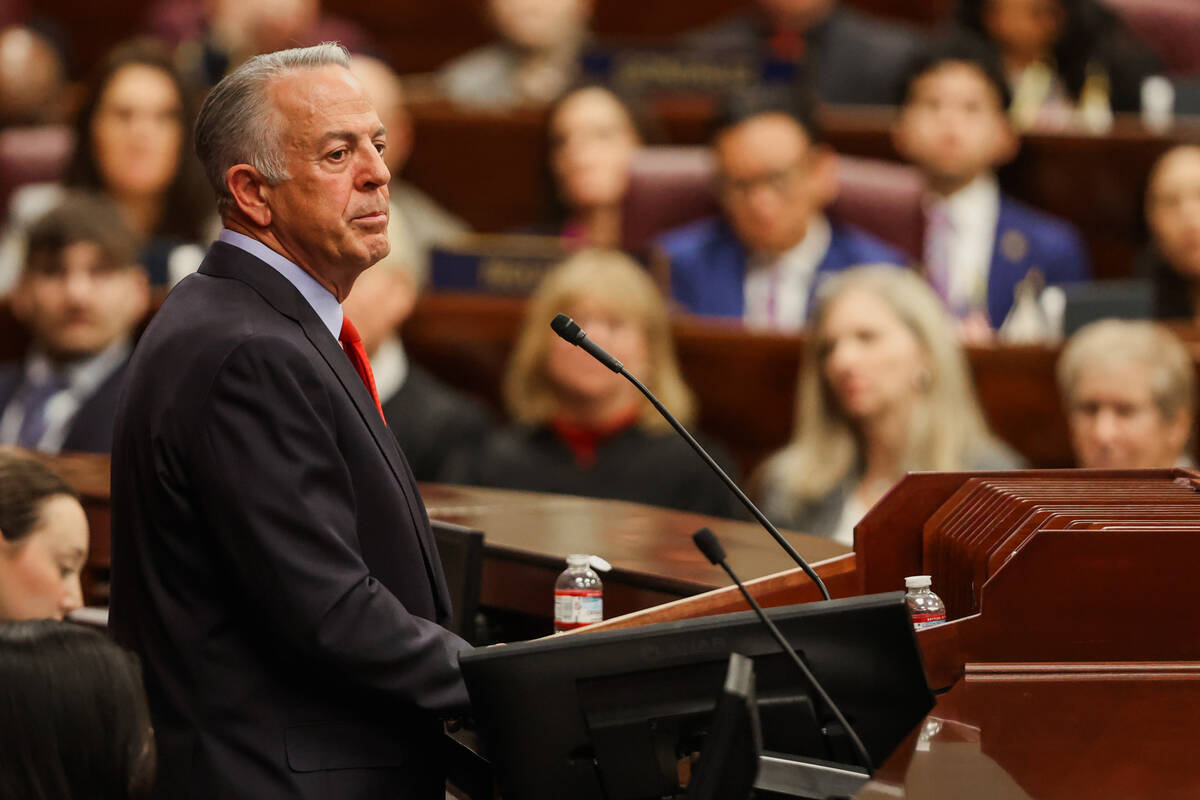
0,192,149,454
682,0,923,106
109,44,469,800
655,92,906,330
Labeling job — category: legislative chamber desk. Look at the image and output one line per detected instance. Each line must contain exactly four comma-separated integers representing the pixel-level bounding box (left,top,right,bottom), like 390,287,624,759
578,468,1200,798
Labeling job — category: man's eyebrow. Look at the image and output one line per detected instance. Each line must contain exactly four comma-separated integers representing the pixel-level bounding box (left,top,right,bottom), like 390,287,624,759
317,126,388,148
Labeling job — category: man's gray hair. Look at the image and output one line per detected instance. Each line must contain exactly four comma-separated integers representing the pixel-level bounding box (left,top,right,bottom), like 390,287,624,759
195,43,351,216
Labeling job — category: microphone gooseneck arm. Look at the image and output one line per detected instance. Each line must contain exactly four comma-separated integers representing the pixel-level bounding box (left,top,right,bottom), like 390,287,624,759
549,314,831,601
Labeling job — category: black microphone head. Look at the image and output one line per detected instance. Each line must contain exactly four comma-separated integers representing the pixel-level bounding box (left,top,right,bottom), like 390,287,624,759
550,313,584,344
692,527,727,566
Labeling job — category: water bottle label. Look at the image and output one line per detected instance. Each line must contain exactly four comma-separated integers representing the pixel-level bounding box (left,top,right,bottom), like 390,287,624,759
555,589,603,630
912,611,946,629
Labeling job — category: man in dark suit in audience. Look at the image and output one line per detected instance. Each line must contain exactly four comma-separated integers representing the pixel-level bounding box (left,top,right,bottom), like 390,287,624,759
109,44,469,800
0,193,149,454
655,91,906,331
682,0,923,106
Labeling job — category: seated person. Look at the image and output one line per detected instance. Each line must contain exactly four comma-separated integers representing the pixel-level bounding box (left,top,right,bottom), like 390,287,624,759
0,38,214,291
1057,319,1194,469
442,249,743,518
547,84,643,249
439,0,591,110
958,0,1159,129
757,265,1022,544
681,0,923,107
0,25,67,126
0,193,149,454
656,89,905,331
1139,145,1200,321
349,55,470,281
341,249,493,482
0,452,88,620
892,33,1091,331
0,619,155,797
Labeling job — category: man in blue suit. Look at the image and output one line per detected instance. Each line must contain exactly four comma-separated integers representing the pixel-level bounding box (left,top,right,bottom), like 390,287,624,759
656,93,906,331
893,33,1091,330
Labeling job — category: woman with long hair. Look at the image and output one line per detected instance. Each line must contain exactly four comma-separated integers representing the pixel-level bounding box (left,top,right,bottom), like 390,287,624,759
758,266,1021,544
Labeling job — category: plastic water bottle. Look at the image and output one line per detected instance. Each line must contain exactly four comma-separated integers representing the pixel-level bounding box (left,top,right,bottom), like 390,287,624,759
554,554,603,632
904,575,946,630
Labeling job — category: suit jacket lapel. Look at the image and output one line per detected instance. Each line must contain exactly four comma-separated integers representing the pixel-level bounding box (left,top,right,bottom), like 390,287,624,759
199,244,451,617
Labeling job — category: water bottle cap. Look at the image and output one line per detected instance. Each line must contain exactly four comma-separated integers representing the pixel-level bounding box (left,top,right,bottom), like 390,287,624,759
566,554,591,567
905,575,932,589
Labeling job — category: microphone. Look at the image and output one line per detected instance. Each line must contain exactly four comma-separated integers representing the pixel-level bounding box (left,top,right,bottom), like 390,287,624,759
549,313,831,601
692,527,874,774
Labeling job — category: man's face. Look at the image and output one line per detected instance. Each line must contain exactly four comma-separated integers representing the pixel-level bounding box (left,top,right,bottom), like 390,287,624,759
490,0,590,51
262,65,391,293
894,62,1015,191
715,113,834,256
12,242,149,362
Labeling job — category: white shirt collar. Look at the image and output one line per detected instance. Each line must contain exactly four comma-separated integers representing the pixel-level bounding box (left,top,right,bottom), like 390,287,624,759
925,175,1001,317
743,214,832,332
935,173,1000,227
218,228,344,341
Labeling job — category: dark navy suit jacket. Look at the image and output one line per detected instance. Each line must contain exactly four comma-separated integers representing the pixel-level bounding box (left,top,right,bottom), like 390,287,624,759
656,216,907,320
0,359,128,453
982,196,1092,325
109,242,469,800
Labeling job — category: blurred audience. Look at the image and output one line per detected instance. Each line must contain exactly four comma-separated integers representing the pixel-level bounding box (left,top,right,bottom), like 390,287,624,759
682,0,923,107
757,266,1021,544
1140,144,1200,322
442,249,742,518
548,84,642,248
342,248,492,482
350,55,470,281
0,452,87,620
657,89,904,331
893,34,1090,333
0,38,213,292
1058,319,1194,470
440,0,592,110
0,25,67,126
0,194,148,454
0,619,155,798
958,0,1159,129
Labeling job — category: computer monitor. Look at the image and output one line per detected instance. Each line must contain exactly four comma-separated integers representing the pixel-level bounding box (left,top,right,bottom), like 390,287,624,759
686,652,761,800
459,591,934,800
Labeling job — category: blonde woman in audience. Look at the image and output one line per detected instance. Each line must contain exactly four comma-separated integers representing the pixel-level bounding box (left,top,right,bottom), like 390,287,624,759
0,451,88,620
443,249,742,518
439,0,592,110
1057,319,1194,470
548,84,643,248
0,38,212,291
758,266,1022,544
1141,145,1200,321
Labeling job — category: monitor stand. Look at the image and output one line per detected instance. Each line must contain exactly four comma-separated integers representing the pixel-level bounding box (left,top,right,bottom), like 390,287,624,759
755,753,871,799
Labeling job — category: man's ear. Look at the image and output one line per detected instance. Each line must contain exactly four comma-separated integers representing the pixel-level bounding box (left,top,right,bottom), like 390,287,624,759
226,164,273,228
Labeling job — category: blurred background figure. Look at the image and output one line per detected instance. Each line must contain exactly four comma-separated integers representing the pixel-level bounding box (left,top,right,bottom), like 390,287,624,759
1140,144,1200,322
350,54,470,280
657,90,904,331
547,84,642,248
0,25,67,127
0,38,213,292
443,249,742,518
958,0,1159,129
341,250,492,483
440,0,592,110
0,452,87,620
893,34,1090,333
0,194,148,455
757,266,1021,544
1057,319,1194,469
0,620,155,798
682,0,923,107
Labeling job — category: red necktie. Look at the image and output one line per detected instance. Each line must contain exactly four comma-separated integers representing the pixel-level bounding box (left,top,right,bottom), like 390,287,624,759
338,317,385,421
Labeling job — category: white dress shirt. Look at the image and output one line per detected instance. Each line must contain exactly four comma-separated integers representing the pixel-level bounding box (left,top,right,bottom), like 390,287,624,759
925,174,1001,317
743,214,832,332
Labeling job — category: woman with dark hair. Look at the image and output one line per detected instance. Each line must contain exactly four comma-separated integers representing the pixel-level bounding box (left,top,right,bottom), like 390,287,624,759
0,619,155,799
0,38,214,290
958,0,1158,129
0,451,88,620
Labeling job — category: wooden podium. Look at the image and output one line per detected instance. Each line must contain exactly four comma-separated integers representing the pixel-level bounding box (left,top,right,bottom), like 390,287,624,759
580,468,1200,798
